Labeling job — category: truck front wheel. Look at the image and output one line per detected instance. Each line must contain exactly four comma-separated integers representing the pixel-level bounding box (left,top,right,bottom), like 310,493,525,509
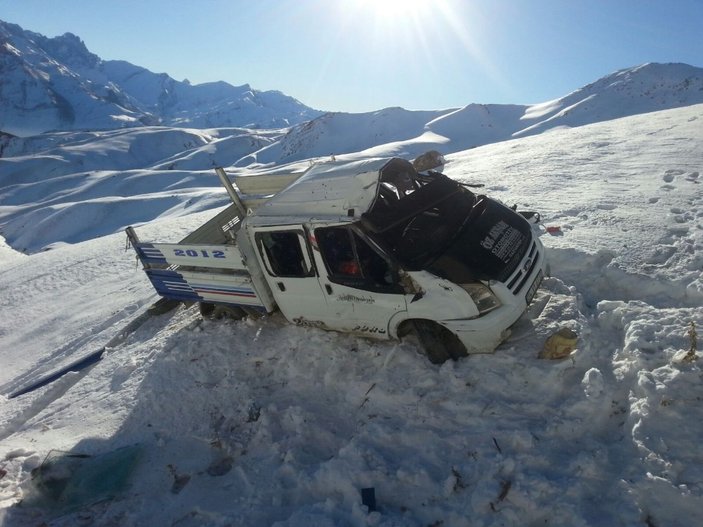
403,320,468,364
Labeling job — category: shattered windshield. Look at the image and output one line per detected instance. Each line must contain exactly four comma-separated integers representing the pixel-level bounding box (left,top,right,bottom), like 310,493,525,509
361,170,476,270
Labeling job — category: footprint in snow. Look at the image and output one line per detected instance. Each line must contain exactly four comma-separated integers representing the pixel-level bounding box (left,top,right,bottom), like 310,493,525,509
596,203,617,211
667,225,690,238
685,171,700,183
646,245,676,265
664,169,685,179
662,169,686,184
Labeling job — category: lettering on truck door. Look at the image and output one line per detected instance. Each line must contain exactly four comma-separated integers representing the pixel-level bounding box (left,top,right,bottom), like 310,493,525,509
311,226,407,337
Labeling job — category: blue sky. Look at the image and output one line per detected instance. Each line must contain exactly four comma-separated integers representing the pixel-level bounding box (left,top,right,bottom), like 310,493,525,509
2,0,702,112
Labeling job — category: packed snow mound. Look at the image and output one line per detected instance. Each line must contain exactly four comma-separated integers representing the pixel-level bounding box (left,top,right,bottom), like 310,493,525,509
0,20,321,136
0,103,702,525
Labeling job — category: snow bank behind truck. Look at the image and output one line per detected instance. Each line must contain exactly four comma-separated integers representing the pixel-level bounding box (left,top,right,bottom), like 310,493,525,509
126,157,547,363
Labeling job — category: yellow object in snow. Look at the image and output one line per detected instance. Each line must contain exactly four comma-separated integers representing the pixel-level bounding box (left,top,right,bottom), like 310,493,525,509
540,327,578,359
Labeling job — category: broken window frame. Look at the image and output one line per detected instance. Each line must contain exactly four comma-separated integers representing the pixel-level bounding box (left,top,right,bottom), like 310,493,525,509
255,230,315,278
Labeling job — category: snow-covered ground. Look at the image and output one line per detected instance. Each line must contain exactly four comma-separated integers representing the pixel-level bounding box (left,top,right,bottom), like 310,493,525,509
0,104,702,526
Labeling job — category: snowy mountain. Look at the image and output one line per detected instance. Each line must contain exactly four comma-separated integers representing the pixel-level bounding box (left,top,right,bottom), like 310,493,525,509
264,62,703,164
0,20,322,136
0,103,701,526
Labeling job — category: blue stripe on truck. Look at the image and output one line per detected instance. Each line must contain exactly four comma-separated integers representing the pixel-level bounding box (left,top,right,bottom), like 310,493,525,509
136,243,168,265
190,283,257,298
144,269,258,303
146,269,201,302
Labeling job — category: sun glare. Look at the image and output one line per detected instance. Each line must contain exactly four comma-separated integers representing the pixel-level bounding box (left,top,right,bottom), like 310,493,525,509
316,0,507,109
355,0,432,18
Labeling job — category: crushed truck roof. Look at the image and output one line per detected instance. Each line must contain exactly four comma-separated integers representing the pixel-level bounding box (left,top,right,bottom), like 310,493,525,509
182,158,419,244
251,157,413,220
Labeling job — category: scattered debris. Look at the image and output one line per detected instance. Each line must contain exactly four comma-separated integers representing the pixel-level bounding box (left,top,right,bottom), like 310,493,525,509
451,467,466,492
246,404,261,423
206,456,233,477
490,480,512,512
359,383,376,409
681,321,698,363
497,479,512,502
167,464,191,495
492,437,502,454
8,348,105,399
21,445,141,514
361,487,377,512
7,298,179,399
412,149,445,172
540,327,579,359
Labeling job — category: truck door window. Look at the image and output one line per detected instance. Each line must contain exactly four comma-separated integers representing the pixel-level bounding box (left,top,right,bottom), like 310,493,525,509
316,226,399,292
316,227,359,278
257,231,312,278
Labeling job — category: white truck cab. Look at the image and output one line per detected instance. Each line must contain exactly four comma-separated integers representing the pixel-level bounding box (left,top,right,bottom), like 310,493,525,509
127,157,547,363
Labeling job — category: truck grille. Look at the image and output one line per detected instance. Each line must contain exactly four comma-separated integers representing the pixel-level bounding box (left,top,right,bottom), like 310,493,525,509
506,241,540,295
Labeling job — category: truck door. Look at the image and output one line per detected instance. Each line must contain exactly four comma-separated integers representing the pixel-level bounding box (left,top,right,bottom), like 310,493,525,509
253,227,330,328
311,225,407,338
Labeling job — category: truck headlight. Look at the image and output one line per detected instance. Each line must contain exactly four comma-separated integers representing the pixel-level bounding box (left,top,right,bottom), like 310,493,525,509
460,283,501,316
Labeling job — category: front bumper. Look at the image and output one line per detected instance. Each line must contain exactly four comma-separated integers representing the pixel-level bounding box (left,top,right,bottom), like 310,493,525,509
443,238,547,353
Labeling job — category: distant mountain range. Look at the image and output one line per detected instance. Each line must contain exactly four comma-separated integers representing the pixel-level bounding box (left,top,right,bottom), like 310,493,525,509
0,20,322,136
259,62,703,165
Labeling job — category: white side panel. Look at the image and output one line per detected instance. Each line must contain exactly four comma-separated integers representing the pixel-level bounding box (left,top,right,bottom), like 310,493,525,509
233,173,304,196
177,270,264,307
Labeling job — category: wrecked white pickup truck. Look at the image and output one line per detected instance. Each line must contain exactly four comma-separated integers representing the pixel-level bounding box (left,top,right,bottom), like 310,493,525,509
126,157,547,363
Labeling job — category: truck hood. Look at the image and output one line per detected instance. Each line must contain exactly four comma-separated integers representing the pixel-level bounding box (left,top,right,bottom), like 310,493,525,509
361,173,531,283
427,197,531,283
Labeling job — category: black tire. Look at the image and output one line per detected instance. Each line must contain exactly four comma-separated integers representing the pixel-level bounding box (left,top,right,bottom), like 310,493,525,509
408,320,468,364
